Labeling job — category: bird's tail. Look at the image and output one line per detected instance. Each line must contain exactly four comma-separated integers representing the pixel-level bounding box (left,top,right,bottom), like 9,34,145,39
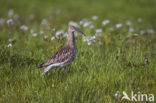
41,64,54,76
38,63,44,68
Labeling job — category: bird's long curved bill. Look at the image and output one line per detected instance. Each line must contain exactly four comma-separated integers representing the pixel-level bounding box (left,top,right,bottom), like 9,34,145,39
75,28,85,35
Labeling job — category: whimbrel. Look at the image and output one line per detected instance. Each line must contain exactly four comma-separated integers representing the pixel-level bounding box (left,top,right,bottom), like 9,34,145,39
38,25,84,75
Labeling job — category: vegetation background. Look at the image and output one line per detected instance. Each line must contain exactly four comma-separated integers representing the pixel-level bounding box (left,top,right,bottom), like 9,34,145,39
0,0,156,102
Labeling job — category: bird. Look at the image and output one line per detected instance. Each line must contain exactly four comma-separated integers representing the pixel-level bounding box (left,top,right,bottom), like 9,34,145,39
38,25,84,75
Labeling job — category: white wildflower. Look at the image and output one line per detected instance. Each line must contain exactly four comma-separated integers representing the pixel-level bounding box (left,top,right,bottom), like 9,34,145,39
56,30,64,37
44,35,48,39
41,18,48,25
8,9,14,17
20,25,28,31
96,33,101,36
92,16,98,20
133,33,138,36
40,30,44,34
80,21,84,25
116,23,122,28
137,18,142,23
144,58,148,63
98,41,102,45
147,29,154,34
115,91,121,98
87,41,91,45
102,20,110,26
14,14,20,20
96,29,102,33
92,39,96,42
51,36,55,40
96,29,102,36
90,25,94,29
69,21,80,27
80,18,88,25
129,27,134,32
83,36,89,42
51,28,56,32
56,9,61,15
83,21,92,27
8,43,12,47
95,34,101,37
109,27,114,31
29,14,35,20
137,87,141,91
90,35,96,40
32,33,37,37
125,20,131,26
115,91,119,97
7,19,14,26
30,29,34,33
140,30,145,35
118,94,121,97
63,32,68,37
8,38,12,42
0,18,5,25
56,30,64,35
83,36,96,43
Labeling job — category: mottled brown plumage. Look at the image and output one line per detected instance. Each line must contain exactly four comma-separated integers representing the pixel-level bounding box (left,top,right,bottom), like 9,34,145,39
39,45,76,68
38,25,84,75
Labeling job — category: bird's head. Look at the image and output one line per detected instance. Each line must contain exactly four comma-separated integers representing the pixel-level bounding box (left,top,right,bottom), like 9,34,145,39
68,25,85,35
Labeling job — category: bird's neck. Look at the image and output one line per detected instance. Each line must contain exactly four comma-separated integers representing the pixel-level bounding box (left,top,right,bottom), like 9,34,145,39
66,31,75,48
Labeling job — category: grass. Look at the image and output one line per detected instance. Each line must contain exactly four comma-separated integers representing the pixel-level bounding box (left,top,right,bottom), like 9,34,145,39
0,0,156,103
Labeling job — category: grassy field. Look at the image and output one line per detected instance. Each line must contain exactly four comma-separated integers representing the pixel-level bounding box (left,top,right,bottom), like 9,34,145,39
0,0,156,103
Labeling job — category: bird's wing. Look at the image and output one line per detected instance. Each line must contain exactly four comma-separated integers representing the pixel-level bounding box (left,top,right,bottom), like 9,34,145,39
39,46,75,67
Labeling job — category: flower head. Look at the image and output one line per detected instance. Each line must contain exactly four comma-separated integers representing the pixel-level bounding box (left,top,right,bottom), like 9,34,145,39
125,20,131,26
51,36,55,40
8,43,12,47
83,21,92,27
102,20,110,26
0,18,5,25
14,14,20,20
69,21,80,27
90,25,94,29
7,19,14,26
40,30,44,34
147,29,154,34
92,16,98,20
129,27,134,32
8,9,14,17
116,23,122,28
96,29,102,36
32,33,38,37
41,19,48,25
20,25,28,31
137,18,142,23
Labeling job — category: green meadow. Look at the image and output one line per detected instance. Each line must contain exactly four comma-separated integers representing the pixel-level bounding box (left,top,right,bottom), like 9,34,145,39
0,0,156,102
